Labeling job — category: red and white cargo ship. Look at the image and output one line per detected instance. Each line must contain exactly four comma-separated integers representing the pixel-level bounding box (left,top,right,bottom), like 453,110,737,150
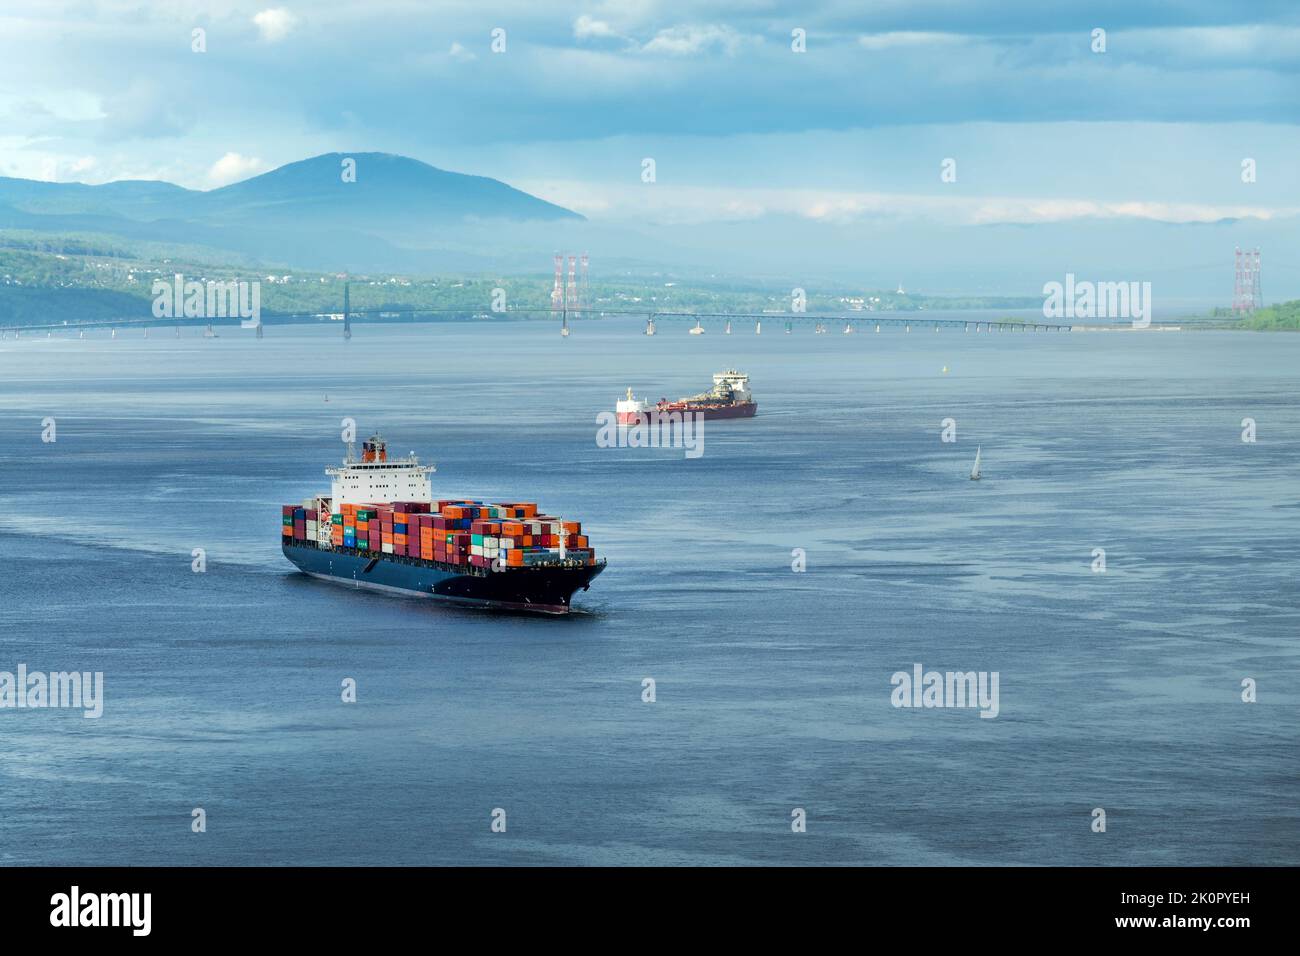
617,370,757,424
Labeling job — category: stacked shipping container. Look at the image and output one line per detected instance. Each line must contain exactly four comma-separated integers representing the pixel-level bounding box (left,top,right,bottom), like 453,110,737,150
284,499,595,568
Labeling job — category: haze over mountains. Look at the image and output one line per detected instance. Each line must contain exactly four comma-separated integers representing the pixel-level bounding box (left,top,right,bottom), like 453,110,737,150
0,152,582,273
0,150,1296,306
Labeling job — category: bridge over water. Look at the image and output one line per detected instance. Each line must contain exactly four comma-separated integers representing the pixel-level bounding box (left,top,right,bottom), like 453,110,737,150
0,288,1072,338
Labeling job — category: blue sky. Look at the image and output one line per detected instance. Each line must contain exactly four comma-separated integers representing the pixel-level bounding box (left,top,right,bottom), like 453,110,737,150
1,1,1298,296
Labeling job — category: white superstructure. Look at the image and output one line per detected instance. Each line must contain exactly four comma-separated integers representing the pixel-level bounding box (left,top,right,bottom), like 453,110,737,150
325,434,435,505
616,387,649,425
711,370,752,403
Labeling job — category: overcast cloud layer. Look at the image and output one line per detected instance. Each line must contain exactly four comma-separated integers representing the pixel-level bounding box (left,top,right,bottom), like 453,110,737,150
0,1,1297,247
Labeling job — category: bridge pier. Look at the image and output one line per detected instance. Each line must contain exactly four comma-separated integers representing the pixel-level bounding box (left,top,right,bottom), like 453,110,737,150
343,282,352,340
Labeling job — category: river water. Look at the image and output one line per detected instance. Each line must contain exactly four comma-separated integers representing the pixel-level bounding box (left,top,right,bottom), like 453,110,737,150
0,319,1296,865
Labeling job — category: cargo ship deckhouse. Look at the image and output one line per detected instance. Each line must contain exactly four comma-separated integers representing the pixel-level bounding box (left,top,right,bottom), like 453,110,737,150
325,434,434,506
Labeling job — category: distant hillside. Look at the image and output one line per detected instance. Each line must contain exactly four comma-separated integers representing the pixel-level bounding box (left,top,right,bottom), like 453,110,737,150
0,153,581,272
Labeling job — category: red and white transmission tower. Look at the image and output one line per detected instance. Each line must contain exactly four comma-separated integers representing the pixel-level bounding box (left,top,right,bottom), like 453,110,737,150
551,253,564,312
580,252,589,313
1234,247,1262,314
566,255,578,316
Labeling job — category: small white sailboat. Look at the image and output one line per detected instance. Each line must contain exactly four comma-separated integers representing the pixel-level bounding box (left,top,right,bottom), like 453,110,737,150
970,445,982,481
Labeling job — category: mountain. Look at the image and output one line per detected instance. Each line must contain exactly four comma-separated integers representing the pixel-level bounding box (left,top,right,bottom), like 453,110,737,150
0,152,582,271
197,153,578,225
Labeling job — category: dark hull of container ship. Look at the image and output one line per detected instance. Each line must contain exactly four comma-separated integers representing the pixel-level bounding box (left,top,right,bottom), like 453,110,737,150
281,541,605,614
656,400,757,420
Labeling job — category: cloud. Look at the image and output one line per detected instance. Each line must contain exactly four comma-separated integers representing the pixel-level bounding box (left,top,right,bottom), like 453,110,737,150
207,152,267,186
253,8,299,43
447,42,477,61
573,15,623,41
640,24,752,57
857,32,968,51
514,178,1298,227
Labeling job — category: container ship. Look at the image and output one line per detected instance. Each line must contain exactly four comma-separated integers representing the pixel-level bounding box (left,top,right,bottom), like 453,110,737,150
616,370,757,424
281,434,604,614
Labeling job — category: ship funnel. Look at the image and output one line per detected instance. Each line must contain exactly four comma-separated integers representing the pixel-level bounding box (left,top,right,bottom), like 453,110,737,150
362,434,388,463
